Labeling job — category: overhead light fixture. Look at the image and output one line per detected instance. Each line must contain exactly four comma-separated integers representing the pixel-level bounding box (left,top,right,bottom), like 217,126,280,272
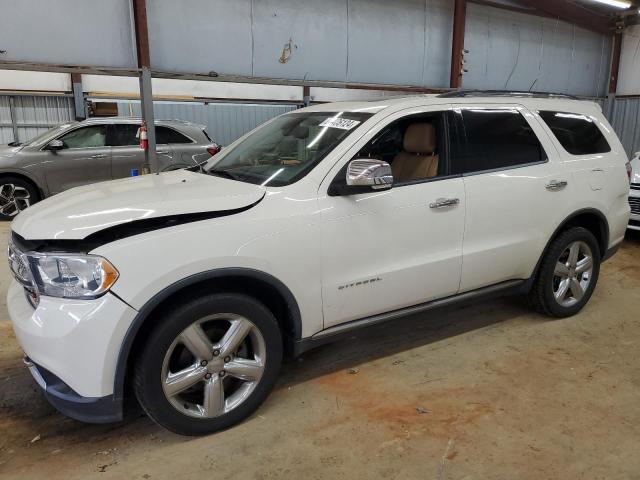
589,0,632,9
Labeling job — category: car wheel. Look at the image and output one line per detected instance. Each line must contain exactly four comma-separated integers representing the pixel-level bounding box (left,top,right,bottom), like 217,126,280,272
528,227,601,317
0,177,40,220
133,293,282,435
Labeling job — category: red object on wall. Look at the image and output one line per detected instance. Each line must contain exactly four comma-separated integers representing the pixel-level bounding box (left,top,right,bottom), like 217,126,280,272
139,123,148,151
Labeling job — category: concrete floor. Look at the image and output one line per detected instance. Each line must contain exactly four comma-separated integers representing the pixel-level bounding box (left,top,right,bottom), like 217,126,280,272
0,220,639,480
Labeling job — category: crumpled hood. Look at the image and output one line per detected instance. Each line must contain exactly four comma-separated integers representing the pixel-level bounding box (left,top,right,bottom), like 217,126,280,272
12,170,266,240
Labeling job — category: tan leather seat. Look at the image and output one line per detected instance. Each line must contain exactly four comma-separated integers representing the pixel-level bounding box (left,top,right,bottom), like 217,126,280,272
391,123,439,182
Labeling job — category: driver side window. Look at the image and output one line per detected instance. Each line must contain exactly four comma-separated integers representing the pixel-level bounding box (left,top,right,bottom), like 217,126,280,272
353,111,447,186
58,126,107,149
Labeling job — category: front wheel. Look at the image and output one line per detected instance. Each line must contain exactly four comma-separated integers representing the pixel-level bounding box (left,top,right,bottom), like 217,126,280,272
133,293,283,435
0,177,40,220
528,227,601,317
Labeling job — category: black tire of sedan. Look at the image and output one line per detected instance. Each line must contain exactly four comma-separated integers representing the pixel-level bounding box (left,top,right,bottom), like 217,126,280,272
133,293,283,436
529,227,601,318
0,177,40,220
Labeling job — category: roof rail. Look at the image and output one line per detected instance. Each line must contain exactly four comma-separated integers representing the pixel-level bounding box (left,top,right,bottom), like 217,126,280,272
437,90,580,100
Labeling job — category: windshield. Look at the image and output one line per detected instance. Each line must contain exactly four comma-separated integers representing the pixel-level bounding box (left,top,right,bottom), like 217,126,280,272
25,123,76,147
205,111,372,186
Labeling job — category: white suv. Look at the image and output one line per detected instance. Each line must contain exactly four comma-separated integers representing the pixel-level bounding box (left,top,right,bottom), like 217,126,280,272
6,92,631,435
628,151,640,230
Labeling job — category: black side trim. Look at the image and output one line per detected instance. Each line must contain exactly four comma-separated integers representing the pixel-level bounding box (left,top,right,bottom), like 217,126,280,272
112,268,302,400
602,242,622,262
292,279,528,357
27,359,122,423
12,194,264,252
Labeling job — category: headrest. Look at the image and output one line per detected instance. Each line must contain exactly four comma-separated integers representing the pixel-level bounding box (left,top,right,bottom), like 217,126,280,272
403,123,436,154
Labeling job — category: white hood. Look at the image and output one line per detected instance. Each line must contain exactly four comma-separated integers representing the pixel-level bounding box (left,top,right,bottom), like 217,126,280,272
12,170,266,240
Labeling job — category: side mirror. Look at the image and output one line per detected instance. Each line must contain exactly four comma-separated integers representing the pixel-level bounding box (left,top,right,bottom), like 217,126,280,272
46,139,64,151
346,159,393,190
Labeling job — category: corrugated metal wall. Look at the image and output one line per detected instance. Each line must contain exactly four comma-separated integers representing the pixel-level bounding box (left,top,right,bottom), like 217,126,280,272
606,97,640,158
116,100,297,146
0,95,75,144
464,3,611,97
143,0,611,96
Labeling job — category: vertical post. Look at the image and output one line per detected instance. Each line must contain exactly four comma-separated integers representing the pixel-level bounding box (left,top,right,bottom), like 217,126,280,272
132,0,157,173
71,73,86,120
450,0,467,89
8,97,19,143
608,31,623,95
302,85,311,107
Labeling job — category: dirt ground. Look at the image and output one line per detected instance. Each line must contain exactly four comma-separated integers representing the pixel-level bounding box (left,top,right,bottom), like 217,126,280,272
0,221,639,480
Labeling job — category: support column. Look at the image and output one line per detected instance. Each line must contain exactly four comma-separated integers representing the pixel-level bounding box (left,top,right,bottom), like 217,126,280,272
71,73,86,120
608,31,623,95
8,97,19,143
450,0,467,89
132,0,157,173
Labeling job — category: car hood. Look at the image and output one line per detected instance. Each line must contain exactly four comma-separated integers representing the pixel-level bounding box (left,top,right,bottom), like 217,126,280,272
12,170,266,240
0,145,22,158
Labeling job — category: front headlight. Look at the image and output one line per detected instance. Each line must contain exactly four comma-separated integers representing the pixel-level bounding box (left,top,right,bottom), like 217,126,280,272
26,254,119,299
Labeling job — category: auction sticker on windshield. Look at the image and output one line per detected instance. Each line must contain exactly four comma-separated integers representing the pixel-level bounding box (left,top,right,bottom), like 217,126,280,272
319,118,361,130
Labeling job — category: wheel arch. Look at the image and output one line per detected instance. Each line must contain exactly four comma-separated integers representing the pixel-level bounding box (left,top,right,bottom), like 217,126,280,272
113,268,302,401
0,171,44,199
531,207,609,281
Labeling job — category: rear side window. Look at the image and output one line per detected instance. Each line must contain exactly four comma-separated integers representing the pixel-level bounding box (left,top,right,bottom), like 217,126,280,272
156,126,192,144
110,124,140,146
451,109,546,175
538,111,610,155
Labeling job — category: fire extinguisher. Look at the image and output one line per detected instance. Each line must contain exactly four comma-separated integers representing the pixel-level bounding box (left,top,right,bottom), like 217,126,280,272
139,122,148,151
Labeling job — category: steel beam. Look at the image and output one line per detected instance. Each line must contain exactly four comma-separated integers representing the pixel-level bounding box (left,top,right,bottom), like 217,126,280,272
450,0,467,89
609,31,623,94
132,0,157,174
71,73,86,120
7,97,19,143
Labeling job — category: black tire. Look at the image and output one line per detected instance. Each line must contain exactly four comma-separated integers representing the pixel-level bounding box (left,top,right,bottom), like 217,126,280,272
0,176,40,220
133,293,282,435
528,227,601,317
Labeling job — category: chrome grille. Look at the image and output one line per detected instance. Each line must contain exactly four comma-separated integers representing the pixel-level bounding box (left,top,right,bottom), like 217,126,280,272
629,196,640,215
631,183,640,191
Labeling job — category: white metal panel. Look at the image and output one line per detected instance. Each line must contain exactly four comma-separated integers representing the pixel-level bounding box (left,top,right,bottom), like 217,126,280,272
618,25,640,96
252,0,348,81
82,75,302,101
0,70,71,92
0,0,135,68
463,3,611,97
145,0,453,88
146,0,254,76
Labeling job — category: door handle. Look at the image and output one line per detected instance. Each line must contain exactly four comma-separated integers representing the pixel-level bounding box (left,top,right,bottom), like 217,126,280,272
429,197,460,209
546,180,568,191
157,150,170,155
90,154,107,159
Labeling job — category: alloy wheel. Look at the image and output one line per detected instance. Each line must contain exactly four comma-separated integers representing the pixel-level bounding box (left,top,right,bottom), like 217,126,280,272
552,240,594,308
161,314,266,419
0,183,31,217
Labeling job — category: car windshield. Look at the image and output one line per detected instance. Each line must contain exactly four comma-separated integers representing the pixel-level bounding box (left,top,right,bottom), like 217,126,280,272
25,123,76,147
205,111,373,186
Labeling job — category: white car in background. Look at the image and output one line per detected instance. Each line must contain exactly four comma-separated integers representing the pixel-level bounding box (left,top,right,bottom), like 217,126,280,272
628,151,640,230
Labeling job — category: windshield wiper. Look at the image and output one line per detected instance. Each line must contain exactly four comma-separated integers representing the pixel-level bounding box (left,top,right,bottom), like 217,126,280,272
7,141,22,147
209,169,242,181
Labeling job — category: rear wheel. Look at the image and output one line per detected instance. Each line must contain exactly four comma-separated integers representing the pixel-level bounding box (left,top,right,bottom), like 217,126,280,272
133,293,282,435
529,227,601,317
0,177,39,220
